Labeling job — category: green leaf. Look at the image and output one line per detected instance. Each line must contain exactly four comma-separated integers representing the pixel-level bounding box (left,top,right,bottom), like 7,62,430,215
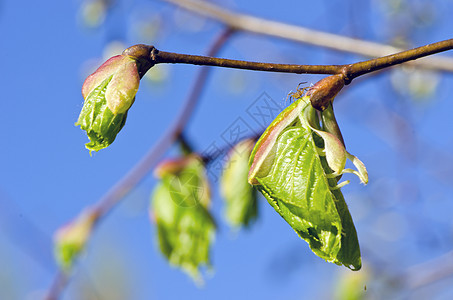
309,125,347,176
75,76,128,153
248,99,306,184
151,156,215,283
249,96,362,270
221,139,258,228
77,54,141,152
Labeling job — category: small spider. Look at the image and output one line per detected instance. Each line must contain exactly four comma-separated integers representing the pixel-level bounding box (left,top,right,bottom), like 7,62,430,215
286,82,310,103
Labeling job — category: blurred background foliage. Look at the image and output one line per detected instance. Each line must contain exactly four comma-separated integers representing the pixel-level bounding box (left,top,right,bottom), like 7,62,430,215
1,0,453,299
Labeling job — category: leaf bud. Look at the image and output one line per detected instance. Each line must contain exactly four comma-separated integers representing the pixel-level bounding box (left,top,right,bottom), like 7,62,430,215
77,54,141,152
53,208,99,271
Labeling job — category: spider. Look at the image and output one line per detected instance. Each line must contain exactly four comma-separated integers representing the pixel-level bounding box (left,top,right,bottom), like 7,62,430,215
286,82,310,103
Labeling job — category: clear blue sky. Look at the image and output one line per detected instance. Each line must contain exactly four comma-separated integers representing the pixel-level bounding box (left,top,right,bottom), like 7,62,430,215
1,0,453,299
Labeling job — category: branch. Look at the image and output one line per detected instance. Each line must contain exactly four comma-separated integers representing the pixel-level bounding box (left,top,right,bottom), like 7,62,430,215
162,0,453,72
126,38,453,84
343,39,453,82
153,49,342,74
45,28,235,300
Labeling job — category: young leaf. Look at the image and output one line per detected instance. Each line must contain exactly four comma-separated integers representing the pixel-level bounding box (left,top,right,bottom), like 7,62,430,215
248,99,306,184
151,155,215,283
309,126,347,176
249,96,363,270
221,139,258,228
320,103,345,146
76,76,128,153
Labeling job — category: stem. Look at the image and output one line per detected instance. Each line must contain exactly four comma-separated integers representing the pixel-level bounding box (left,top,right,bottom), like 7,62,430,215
153,50,342,74
344,39,453,82
45,28,235,300
134,38,453,84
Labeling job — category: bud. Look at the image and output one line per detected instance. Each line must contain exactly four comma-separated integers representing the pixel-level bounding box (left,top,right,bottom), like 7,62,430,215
54,208,98,271
82,55,140,114
76,54,141,152
307,74,345,111
154,155,195,178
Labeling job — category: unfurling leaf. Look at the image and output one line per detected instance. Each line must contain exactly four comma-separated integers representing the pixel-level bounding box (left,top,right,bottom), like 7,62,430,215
53,208,98,271
249,94,367,270
77,54,140,153
151,155,215,283
309,125,347,176
76,75,128,153
221,139,258,228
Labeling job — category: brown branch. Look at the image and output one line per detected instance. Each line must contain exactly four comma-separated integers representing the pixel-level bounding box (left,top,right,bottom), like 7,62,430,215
45,28,236,300
127,38,453,85
153,50,341,74
162,0,453,72
344,39,453,81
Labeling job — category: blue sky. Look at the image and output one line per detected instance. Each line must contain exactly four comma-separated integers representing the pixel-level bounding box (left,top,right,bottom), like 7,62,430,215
1,0,453,299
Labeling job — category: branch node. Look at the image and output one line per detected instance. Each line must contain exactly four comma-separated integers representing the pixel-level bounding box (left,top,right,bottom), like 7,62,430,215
341,65,353,85
123,44,154,60
122,44,156,78
307,74,345,111
150,46,159,63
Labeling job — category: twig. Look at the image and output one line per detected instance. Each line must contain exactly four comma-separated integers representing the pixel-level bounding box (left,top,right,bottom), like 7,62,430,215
127,38,453,84
162,0,453,72
153,49,341,74
45,28,236,300
343,39,453,82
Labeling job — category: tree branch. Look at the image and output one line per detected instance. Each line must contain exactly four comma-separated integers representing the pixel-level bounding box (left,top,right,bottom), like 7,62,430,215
153,49,342,74
162,0,453,72
343,39,453,82
127,38,453,84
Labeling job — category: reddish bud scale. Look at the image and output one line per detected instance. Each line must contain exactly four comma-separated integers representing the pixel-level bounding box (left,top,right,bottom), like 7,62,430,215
306,74,345,111
122,44,155,78
154,155,202,178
